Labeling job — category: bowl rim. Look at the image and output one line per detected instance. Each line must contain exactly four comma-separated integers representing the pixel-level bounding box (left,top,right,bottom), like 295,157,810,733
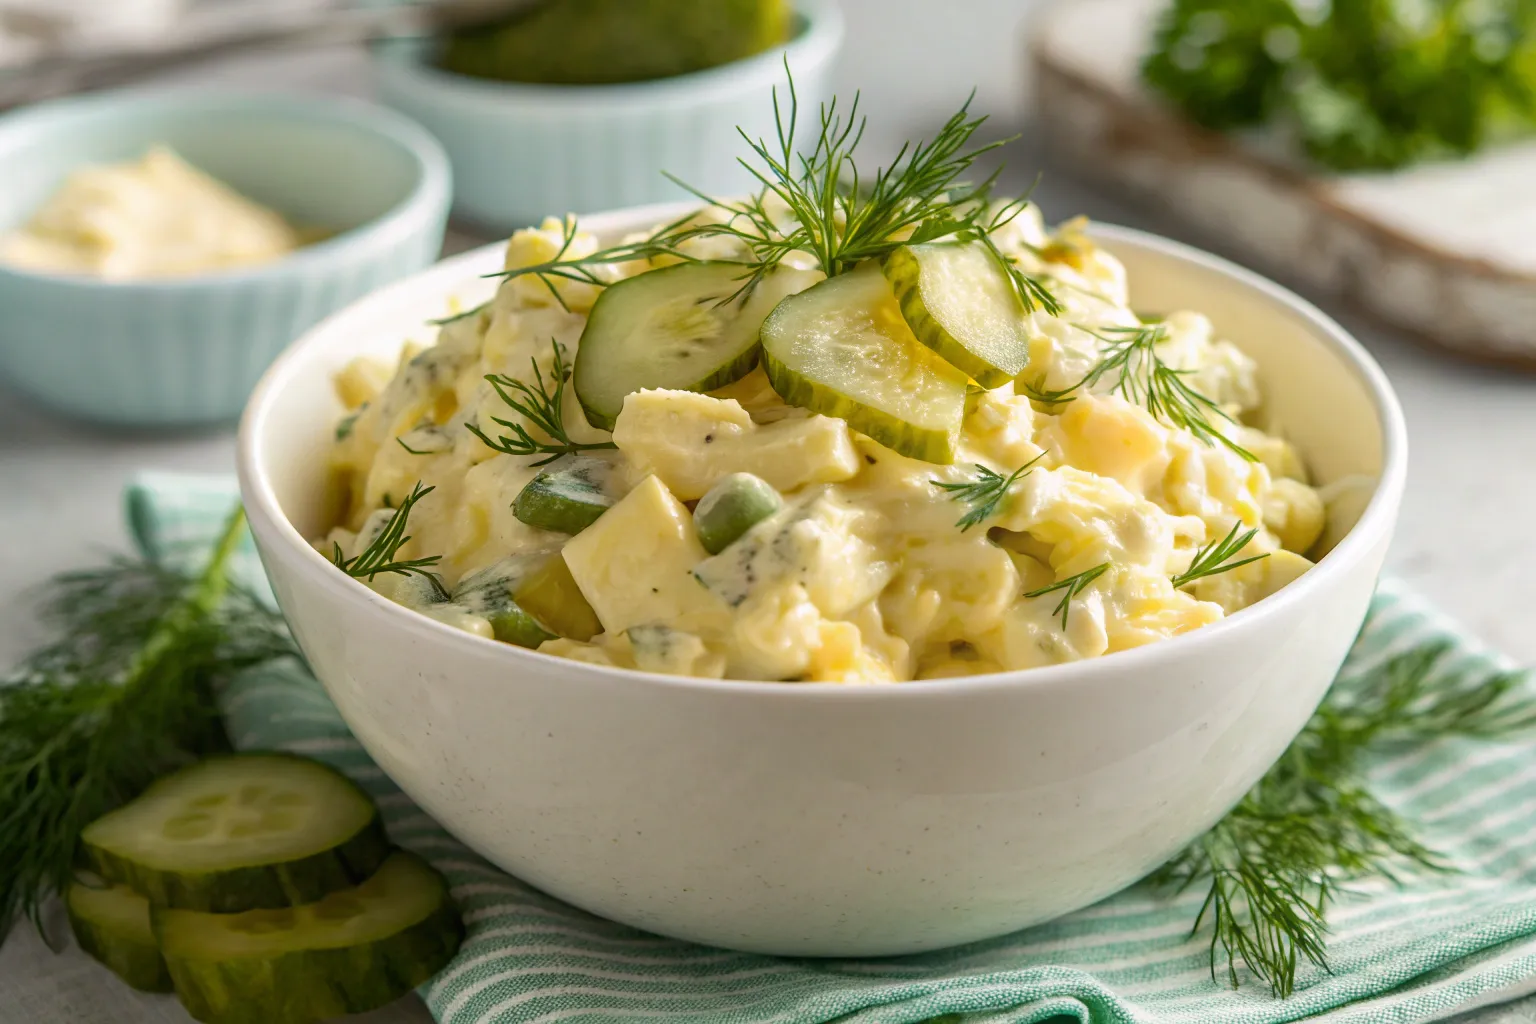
369,0,844,104
0,88,451,292
238,208,1408,701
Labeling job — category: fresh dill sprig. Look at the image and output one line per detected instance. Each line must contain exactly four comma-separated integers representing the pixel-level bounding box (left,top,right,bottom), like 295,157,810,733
1172,523,1269,588
484,212,716,312
465,339,620,467
1023,562,1111,629
1152,638,1536,997
428,301,489,327
0,508,296,939
486,69,1057,310
330,481,443,585
969,194,1063,318
931,453,1047,531
1022,323,1256,461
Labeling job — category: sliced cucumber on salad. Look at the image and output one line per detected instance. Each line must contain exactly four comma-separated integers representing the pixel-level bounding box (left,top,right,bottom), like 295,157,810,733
573,261,815,430
80,754,389,913
883,239,1031,388
156,851,463,1024
67,878,174,993
760,262,969,464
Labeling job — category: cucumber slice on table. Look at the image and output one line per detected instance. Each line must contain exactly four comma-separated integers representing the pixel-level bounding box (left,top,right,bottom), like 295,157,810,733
156,851,463,1024
80,754,389,913
513,456,619,534
694,473,782,554
66,880,173,993
760,262,969,464
573,262,814,430
883,239,1031,388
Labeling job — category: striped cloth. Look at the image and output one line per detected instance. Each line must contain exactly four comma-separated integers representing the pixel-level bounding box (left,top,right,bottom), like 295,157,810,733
130,472,1536,1024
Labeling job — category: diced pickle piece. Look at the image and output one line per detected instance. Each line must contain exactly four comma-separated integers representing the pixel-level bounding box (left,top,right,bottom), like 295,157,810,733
512,456,619,534
694,473,783,554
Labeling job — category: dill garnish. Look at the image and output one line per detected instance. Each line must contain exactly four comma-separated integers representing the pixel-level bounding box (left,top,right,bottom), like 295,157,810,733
465,339,620,467
487,70,1057,311
330,481,443,587
1023,562,1111,629
0,509,295,938
1022,323,1256,461
1171,523,1269,588
931,453,1047,532
428,301,490,327
1153,639,1536,996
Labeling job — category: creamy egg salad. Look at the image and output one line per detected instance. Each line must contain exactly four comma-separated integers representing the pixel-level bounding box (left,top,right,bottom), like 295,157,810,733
0,146,302,280
319,200,1326,683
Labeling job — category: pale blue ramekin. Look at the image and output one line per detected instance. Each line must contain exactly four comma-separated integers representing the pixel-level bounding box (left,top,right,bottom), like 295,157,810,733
0,90,451,426
371,0,843,232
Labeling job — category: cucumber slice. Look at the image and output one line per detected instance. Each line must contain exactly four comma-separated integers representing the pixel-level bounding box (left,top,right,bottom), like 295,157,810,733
694,473,783,554
513,456,619,534
81,754,389,913
883,240,1030,388
573,262,814,430
760,263,968,464
453,555,558,648
67,879,173,993
156,851,463,1024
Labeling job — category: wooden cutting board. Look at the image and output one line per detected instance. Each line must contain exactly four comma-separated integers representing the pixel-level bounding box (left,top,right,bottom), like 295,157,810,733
1030,0,1536,366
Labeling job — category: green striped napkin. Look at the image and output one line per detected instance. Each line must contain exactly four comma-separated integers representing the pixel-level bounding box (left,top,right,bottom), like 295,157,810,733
129,472,1536,1024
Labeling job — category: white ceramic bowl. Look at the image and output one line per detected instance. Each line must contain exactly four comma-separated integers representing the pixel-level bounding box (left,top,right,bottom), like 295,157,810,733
238,204,1407,957
371,0,842,232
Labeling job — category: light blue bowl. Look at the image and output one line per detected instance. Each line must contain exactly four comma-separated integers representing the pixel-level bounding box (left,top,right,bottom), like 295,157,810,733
372,0,842,232
0,90,451,426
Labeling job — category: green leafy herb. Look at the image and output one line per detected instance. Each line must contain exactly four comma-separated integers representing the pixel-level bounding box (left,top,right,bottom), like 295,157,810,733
0,509,296,939
488,70,1057,310
396,438,431,456
330,481,443,587
465,339,620,467
1023,562,1111,628
1171,522,1269,587
931,453,1048,532
1022,323,1256,461
1153,638,1536,996
429,301,489,327
1143,0,1536,171
335,409,361,442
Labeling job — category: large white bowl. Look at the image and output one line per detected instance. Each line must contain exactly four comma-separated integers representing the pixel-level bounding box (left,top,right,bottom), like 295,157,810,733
238,204,1407,957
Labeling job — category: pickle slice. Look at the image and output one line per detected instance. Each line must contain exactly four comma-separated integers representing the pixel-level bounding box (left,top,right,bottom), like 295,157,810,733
883,239,1030,388
66,880,173,993
573,262,813,431
760,263,968,464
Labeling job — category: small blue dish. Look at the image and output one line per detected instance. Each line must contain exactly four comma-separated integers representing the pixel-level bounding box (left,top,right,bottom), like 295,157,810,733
0,89,451,427
372,0,842,233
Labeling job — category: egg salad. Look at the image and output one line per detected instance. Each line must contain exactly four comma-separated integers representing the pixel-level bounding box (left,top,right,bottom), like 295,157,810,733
1,146,301,280
319,200,1326,683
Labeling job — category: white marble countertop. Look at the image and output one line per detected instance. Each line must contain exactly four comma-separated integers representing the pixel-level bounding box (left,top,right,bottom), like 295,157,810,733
3,9,1536,1022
